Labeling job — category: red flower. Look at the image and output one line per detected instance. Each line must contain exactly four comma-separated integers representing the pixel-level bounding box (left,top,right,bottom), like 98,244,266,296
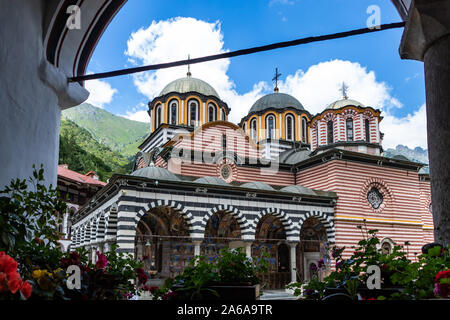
95,252,108,270
0,252,18,275
0,272,8,292
149,286,159,293
435,270,450,283
7,272,23,294
20,281,32,299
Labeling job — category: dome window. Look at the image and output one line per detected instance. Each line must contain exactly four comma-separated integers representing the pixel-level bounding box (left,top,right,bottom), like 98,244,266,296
188,99,199,126
346,118,354,141
208,104,216,122
327,121,334,144
266,115,276,139
250,118,257,141
169,100,178,125
285,114,294,141
302,117,308,143
220,108,226,121
365,119,371,142
155,104,162,128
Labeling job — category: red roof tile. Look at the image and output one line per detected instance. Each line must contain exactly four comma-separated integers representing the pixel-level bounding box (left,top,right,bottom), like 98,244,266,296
57,165,106,187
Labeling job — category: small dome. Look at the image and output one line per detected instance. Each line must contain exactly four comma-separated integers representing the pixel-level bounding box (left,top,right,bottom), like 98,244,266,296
131,166,180,182
280,185,316,195
159,77,219,98
194,176,228,186
241,181,275,191
249,93,304,114
327,98,365,110
392,155,409,161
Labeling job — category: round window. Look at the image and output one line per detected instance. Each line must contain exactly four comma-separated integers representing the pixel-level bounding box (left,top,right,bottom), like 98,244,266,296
367,187,383,210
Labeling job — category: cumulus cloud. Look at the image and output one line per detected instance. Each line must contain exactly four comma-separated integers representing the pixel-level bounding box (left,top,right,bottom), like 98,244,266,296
275,60,426,149
120,102,150,123
124,17,426,149
85,79,117,108
125,17,267,124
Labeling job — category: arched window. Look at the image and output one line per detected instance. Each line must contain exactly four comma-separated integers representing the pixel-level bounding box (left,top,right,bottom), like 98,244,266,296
302,117,308,143
220,108,226,121
188,100,198,126
365,119,371,142
169,100,178,125
346,118,354,141
250,118,257,141
208,104,216,122
327,120,334,144
285,114,294,141
266,115,276,139
155,104,162,128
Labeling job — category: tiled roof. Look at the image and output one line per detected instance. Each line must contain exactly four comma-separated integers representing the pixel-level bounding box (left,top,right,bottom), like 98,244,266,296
57,165,106,187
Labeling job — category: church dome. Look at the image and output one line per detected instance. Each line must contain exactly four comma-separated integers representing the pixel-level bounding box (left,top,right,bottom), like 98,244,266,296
159,76,220,99
240,181,275,191
326,98,365,110
131,166,180,182
249,92,304,114
194,176,228,186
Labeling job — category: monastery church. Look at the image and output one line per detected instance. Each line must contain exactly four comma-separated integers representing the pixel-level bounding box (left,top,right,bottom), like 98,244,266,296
70,70,433,289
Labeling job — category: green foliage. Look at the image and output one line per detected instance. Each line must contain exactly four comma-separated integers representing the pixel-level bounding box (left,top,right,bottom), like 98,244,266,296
0,164,66,256
169,247,269,300
287,224,450,300
62,103,148,159
59,118,132,181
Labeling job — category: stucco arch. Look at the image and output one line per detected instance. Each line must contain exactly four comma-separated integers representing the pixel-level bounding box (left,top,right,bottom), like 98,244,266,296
199,204,251,238
298,211,335,244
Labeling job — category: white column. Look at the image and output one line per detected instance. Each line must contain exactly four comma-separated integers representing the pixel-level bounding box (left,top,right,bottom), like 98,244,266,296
62,212,69,238
289,242,298,283
245,241,253,259
202,102,206,125
193,240,202,257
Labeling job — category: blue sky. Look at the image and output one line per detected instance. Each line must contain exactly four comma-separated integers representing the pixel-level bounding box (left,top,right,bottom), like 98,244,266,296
85,0,427,149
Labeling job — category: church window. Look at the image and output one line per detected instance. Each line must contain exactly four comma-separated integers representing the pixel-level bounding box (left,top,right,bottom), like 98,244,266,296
327,120,334,144
266,115,276,139
346,118,354,141
302,117,308,143
220,108,225,121
155,104,162,128
367,187,383,209
188,100,198,126
169,100,178,125
208,104,216,122
381,241,392,255
250,118,257,141
285,114,294,141
365,119,371,142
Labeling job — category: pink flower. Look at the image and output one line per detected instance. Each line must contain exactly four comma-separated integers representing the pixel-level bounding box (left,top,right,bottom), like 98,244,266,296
95,252,108,270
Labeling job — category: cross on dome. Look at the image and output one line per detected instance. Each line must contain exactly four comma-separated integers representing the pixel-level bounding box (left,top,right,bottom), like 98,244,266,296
272,67,282,92
187,54,192,77
340,82,349,99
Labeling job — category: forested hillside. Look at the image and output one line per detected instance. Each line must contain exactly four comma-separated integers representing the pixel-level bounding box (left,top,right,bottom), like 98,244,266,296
59,119,133,181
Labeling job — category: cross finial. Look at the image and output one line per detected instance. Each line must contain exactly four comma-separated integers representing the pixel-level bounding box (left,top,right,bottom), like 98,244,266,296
187,54,192,77
272,67,281,92
341,82,349,99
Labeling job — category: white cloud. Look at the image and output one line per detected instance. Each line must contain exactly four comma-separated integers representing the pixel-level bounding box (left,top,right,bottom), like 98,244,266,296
119,102,150,123
85,79,117,108
380,104,427,149
125,17,267,124
124,17,426,149
276,59,426,148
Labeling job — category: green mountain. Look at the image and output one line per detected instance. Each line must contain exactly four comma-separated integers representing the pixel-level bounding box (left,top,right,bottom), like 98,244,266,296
59,119,133,181
383,145,429,164
62,103,149,159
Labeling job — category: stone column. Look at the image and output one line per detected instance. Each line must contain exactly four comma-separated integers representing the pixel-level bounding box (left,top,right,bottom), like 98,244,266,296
289,242,298,283
193,240,202,257
399,0,450,245
244,241,253,259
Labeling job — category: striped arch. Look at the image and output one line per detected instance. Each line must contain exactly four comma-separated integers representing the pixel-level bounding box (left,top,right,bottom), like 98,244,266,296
298,211,335,244
134,199,194,236
199,204,251,239
252,208,296,239
104,206,118,240
90,218,97,244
